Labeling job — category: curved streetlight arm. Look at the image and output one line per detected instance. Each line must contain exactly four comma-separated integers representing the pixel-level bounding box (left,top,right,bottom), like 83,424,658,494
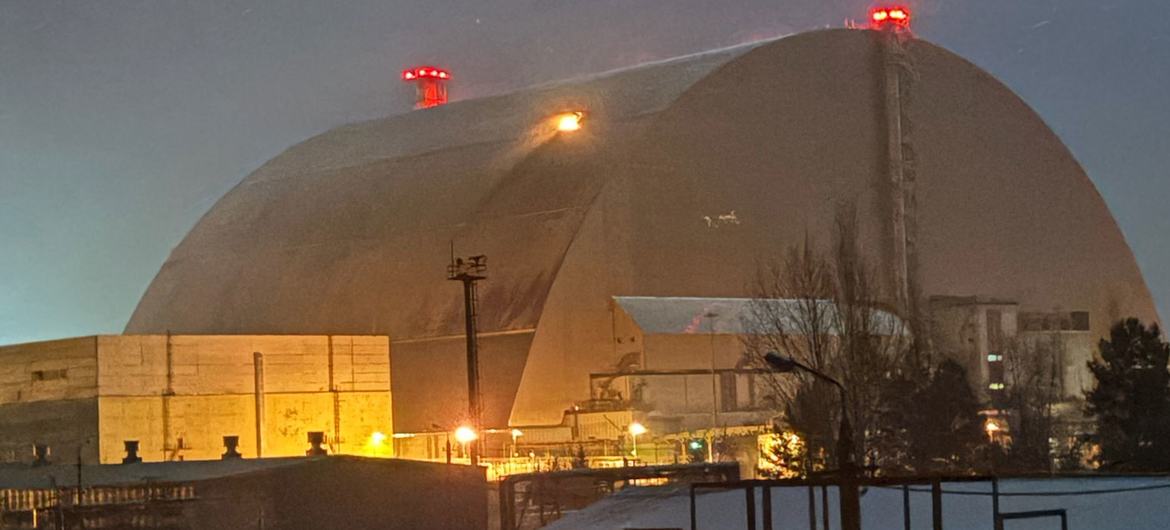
763,351,856,472
786,358,846,396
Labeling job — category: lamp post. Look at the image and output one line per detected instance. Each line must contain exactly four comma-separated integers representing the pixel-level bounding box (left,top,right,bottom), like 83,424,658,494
510,429,523,456
628,422,647,459
764,351,860,530
704,311,719,462
448,253,487,466
455,426,478,462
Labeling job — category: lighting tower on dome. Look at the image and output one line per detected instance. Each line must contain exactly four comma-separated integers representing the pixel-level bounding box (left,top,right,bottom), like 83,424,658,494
870,4,921,334
402,66,451,109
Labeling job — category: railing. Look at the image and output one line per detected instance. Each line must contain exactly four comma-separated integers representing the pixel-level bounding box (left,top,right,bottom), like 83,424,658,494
688,474,1170,530
500,462,739,530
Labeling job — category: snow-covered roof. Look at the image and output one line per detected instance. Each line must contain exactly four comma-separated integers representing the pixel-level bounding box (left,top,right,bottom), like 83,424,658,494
614,296,905,336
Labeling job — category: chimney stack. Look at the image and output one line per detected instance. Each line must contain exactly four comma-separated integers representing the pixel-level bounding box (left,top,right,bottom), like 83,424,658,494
222,436,243,459
32,444,50,467
122,440,142,464
306,432,328,456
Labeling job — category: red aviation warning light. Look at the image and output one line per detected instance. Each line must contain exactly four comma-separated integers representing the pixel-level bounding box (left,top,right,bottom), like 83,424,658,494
870,6,912,31
402,66,451,109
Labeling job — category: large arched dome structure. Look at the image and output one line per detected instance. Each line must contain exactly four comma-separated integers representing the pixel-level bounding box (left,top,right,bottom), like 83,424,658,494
128,29,1157,431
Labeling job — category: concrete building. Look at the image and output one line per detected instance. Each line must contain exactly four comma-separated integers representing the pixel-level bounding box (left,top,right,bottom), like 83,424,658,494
121,29,1158,450
930,296,1094,402
0,335,391,464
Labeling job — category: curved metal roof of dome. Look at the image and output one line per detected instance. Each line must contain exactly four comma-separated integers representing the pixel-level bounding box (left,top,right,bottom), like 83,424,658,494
127,29,1157,427
126,35,768,339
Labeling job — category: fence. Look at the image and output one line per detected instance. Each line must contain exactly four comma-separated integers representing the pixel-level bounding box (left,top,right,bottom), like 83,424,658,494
689,474,1170,530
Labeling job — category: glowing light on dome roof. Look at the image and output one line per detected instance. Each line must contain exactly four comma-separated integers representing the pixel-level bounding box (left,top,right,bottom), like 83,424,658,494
556,111,585,132
402,65,451,109
869,6,912,30
401,66,452,80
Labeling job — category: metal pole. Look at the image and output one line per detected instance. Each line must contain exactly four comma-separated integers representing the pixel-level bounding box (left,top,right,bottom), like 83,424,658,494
462,278,482,466
745,486,757,530
708,313,718,462
931,478,943,530
761,486,773,530
500,479,515,530
253,352,265,458
837,390,861,530
903,485,911,530
821,485,830,530
808,486,817,530
992,478,1002,530
690,484,698,530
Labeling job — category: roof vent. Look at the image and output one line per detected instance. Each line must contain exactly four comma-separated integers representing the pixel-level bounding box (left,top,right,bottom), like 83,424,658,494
222,436,242,459
32,444,50,467
306,432,328,456
122,440,142,464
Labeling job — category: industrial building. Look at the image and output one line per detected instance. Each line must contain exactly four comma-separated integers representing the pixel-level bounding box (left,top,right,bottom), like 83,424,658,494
0,334,391,465
94,28,1162,461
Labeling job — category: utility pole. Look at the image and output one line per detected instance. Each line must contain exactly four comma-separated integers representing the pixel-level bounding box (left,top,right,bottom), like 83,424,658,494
705,311,719,462
448,251,487,466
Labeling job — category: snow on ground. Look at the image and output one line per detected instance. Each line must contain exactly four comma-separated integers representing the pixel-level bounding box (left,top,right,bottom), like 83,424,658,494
545,477,1170,529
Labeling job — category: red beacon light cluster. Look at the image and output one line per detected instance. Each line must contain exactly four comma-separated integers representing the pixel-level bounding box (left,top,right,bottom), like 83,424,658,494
401,67,451,81
401,65,451,109
870,6,912,30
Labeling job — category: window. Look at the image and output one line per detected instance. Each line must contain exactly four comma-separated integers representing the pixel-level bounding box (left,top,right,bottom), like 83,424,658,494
31,369,67,382
719,372,738,412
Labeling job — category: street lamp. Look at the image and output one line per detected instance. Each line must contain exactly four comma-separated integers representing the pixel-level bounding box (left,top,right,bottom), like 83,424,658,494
510,429,523,458
628,422,648,458
764,351,860,530
455,426,477,461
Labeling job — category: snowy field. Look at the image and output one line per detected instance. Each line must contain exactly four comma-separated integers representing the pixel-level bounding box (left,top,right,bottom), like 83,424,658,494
546,477,1170,529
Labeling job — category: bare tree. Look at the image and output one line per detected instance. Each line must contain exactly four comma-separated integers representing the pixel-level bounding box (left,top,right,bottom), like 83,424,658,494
744,205,913,474
999,335,1064,472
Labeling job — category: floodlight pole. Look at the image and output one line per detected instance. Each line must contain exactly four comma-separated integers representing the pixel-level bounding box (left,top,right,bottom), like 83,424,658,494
449,253,487,466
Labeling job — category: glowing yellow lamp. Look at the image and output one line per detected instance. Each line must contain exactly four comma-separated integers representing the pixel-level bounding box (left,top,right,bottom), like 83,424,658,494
454,426,478,444
556,112,584,132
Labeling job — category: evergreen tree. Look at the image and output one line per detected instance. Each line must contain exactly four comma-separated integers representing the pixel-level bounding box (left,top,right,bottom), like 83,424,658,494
903,359,986,474
1086,318,1170,471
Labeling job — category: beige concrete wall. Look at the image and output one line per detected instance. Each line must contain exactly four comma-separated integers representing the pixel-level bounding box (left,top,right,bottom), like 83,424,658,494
0,338,101,463
96,391,392,463
0,334,392,464
95,335,390,396
89,334,392,463
0,399,99,464
0,337,97,405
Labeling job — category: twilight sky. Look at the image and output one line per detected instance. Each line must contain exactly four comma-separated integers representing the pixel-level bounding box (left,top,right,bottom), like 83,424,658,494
1,0,1167,345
